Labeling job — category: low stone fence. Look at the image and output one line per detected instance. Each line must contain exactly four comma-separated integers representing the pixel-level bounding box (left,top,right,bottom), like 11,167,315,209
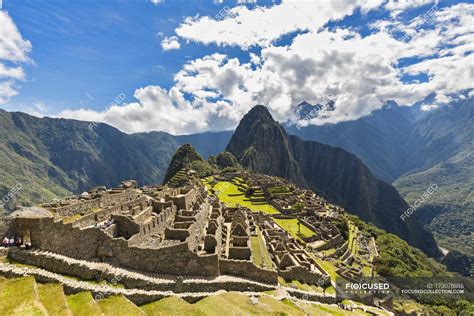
55,199,100,217
279,265,330,287
219,259,278,285
317,235,345,251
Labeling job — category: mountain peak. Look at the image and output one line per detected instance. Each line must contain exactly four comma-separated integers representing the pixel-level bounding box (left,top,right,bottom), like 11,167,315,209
226,105,306,186
163,143,204,184
241,105,275,124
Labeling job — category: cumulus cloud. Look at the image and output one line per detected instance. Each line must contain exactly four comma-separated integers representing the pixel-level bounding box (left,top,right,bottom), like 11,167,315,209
0,11,32,104
59,1,474,133
161,36,181,51
175,0,384,49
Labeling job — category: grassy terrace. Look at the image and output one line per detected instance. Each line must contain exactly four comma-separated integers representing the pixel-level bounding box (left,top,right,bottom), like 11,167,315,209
203,176,348,292
0,274,393,315
274,218,314,242
203,178,280,214
250,227,274,269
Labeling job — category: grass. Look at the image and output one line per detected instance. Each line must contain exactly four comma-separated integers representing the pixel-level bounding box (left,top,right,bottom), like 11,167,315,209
194,292,304,315
0,276,45,315
66,292,103,316
298,301,370,316
140,296,205,316
63,214,82,223
278,277,325,294
38,283,71,315
250,227,274,269
273,218,314,241
0,275,393,316
348,221,358,255
97,295,145,316
310,255,339,282
211,181,280,214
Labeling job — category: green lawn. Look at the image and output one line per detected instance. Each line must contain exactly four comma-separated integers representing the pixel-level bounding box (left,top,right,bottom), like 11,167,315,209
38,283,71,316
0,276,45,315
194,292,304,315
250,227,274,269
348,221,359,255
211,181,280,214
66,292,103,316
98,295,145,316
141,296,205,316
274,218,315,241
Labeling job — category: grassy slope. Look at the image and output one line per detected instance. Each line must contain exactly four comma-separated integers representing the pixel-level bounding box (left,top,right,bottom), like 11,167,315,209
393,99,474,255
0,274,394,316
0,276,46,315
211,180,280,214
66,292,103,316
348,215,448,277
394,151,474,255
98,295,145,316
250,226,274,269
194,292,304,315
274,218,315,241
38,283,72,315
141,296,205,316
0,110,179,213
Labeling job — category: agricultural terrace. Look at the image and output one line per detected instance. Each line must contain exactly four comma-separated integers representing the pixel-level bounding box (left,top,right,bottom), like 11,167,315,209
202,177,279,214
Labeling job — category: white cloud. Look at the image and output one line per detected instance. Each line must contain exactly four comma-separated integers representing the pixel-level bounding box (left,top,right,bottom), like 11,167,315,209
384,0,437,17
175,0,384,50
0,11,32,104
59,1,474,133
161,36,181,51
149,0,162,5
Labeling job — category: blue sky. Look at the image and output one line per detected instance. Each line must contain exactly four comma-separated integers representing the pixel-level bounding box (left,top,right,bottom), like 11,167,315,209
4,0,237,113
0,0,472,134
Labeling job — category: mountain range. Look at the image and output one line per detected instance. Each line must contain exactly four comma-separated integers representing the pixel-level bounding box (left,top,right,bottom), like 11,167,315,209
1,99,471,258
226,105,439,257
287,99,473,256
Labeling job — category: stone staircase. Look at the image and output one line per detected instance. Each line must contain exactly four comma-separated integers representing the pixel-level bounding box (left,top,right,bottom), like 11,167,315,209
0,273,379,316
8,249,279,293
5,249,337,304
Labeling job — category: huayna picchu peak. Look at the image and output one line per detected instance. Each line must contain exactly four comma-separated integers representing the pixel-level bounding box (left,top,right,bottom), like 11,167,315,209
227,105,440,258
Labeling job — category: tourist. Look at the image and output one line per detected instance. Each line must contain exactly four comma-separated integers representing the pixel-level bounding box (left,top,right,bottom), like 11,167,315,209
15,237,22,247
2,237,8,248
25,241,31,250
9,237,15,247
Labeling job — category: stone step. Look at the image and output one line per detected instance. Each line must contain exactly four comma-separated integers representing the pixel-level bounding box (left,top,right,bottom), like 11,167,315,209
9,249,279,293
0,262,284,305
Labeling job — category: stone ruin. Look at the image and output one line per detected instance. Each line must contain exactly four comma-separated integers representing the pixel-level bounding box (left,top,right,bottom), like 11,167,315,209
2,180,280,286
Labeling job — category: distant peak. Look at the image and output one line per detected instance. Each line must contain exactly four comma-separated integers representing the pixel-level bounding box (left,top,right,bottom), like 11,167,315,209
382,100,399,110
247,104,272,116
241,105,276,124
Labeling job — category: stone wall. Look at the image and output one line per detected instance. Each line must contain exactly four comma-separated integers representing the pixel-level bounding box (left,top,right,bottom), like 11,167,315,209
55,199,100,217
317,235,345,251
172,188,196,211
12,217,219,277
279,266,330,287
0,217,13,238
53,189,139,217
219,259,278,285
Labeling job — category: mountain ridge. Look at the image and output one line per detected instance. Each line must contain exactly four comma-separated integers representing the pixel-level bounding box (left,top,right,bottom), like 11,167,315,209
226,105,440,257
